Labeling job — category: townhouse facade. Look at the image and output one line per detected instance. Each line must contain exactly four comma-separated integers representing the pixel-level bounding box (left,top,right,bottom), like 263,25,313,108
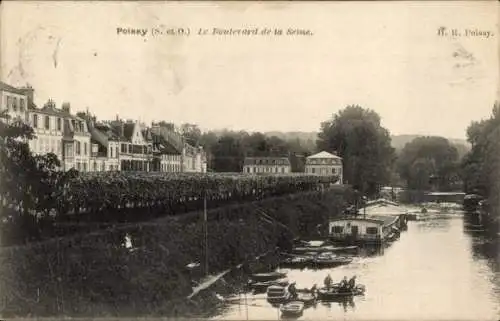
0,82,32,123
305,151,343,184
243,156,292,174
1,81,207,173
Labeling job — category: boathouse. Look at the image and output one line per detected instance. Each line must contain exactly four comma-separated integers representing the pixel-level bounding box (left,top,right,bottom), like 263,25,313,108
328,199,408,244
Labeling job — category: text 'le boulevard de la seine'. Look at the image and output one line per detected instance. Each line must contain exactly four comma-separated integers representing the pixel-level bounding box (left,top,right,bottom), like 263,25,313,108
116,26,314,37
0,77,499,321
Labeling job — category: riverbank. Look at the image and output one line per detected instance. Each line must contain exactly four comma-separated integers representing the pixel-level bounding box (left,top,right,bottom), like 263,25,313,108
0,187,351,318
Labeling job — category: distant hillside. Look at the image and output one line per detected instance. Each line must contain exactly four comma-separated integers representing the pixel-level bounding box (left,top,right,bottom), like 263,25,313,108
263,132,470,157
391,134,470,151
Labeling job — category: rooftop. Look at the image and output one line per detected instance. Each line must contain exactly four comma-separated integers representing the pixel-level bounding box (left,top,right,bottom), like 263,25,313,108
307,151,342,159
244,156,291,166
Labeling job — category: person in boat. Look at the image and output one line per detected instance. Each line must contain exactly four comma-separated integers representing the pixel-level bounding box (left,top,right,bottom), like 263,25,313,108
324,274,333,290
289,282,298,299
339,276,349,292
348,275,357,290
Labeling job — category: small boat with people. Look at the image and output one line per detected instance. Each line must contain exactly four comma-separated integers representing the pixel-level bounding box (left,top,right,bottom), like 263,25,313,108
313,252,353,268
317,275,365,300
280,301,305,316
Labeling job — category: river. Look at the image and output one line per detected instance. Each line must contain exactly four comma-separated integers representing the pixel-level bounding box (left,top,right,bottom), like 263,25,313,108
212,212,500,320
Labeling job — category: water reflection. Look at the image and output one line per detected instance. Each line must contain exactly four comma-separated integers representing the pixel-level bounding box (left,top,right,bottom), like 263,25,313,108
214,214,500,320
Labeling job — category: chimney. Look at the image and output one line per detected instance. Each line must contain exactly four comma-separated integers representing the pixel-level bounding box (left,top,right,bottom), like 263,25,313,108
61,102,71,114
20,84,34,108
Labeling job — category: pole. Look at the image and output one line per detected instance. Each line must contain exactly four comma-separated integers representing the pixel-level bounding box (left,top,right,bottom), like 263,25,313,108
204,189,208,276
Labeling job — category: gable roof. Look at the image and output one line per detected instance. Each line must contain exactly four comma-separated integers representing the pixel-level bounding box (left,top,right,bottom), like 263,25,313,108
0,81,26,95
307,151,342,159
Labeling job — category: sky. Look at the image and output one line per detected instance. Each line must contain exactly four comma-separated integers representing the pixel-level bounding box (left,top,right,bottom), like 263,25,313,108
1,1,498,139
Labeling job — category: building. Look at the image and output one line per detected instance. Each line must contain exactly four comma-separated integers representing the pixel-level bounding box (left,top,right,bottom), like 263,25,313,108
104,119,153,171
182,143,207,173
87,120,121,171
28,100,91,171
243,157,291,174
305,151,343,183
0,81,33,123
150,123,183,172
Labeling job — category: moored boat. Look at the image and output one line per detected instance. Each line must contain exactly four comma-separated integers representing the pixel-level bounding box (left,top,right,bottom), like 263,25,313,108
249,278,289,292
280,301,305,316
296,292,316,305
266,284,291,304
280,255,313,269
313,252,353,268
251,271,287,282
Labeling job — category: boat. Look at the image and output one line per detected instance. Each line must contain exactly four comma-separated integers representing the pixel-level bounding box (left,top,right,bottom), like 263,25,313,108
251,271,287,282
249,278,289,292
317,284,365,300
280,301,305,316
292,245,358,254
313,252,353,268
280,255,313,269
296,292,316,305
266,284,291,304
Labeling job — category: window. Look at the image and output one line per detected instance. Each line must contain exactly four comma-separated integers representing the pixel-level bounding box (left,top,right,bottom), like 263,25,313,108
281,167,285,173
33,114,38,128
366,227,378,235
253,167,256,173
20,98,25,111
12,97,18,111
76,162,81,171
101,163,105,171
76,141,81,155
44,116,50,130
93,162,97,171
312,168,316,174
57,118,62,131
331,226,344,234
84,142,88,155
115,147,119,158
83,163,87,172
332,168,336,174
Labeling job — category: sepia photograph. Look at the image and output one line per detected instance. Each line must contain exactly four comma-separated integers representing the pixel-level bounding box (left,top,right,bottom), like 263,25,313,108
0,1,499,320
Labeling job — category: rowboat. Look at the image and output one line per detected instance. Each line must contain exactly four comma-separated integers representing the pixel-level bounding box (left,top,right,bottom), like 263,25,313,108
267,285,291,304
280,301,305,316
317,284,366,300
249,278,289,292
280,255,313,269
296,292,316,305
313,252,353,268
251,271,287,282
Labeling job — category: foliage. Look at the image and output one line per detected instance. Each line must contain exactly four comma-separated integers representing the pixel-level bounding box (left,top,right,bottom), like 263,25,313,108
316,105,395,196
63,172,339,215
0,188,349,317
396,136,461,191
205,130,311,172
461,102,500,209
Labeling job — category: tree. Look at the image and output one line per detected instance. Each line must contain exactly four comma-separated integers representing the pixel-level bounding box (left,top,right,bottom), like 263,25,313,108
462,102,500,200
0,112,77,244
397,136,460,191
316,105,395,196
181,123,202,146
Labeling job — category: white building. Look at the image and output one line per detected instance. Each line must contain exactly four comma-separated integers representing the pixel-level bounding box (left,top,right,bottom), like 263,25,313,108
28,100,91,171
0,82,31,124
87,121,121,171
243,157,291,174
305,151,343,184
182,143,206,173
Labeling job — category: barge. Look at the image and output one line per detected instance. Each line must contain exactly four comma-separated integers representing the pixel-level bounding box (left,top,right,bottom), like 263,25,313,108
328,201,408,245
